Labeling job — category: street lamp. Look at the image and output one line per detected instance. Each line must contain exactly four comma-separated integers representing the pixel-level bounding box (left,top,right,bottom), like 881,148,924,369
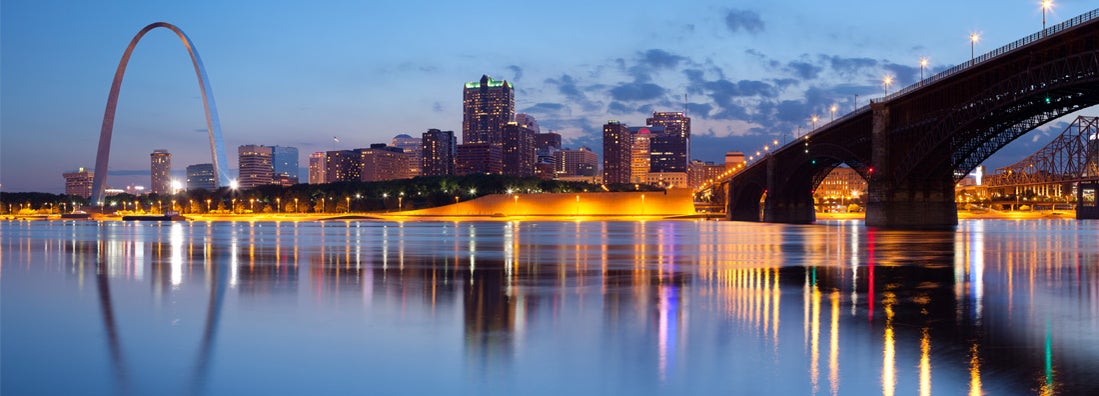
919,57,929,81
811,115,819,130
397,192,404,212
829,104,837,122
294,197,299,213
882,75,894,95
250,198,255,213
970,33,980,62
346,196,351,213
206,199,211,213
276,197,281,213
1042,0,1054,33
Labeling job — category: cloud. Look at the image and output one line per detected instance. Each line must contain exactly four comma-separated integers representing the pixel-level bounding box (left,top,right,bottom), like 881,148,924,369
724,9,764,35
821,55,879,76
608,101,632,115
640,49,686,69
507,65,523,81
786,61,822,80
521,102,568,116
432,102,444,113
609,82,666,102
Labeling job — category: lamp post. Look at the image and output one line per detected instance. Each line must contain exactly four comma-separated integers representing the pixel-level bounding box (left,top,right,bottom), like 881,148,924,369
1042,0,1053,34
882,75,894,95
250,198,255,213
919,57,929,81
294,197,299,213
205,199,211,214
397,192,404,212
829,104,837,122
276,197,281,213
346,196,351,213
811,115,819,130
970,33,980,63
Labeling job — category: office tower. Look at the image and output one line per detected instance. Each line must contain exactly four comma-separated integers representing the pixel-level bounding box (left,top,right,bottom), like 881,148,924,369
688,160,725,190
502,122,535,177
456,143,502,175
392,134,423,177
725,151,746,172
630,127,653,184
271,146,299,183
309,152,326,184
602,121,632,185
186,163,216,191
515,113,540,133
325,150,361,182
554,147,599,177
238,145,274,189
534,131,562,179
534,131,561,152
359,144,412,182
647,112,690,173
150,149,171,195
63,168,95,198
462,74,514,145
422,129,456,177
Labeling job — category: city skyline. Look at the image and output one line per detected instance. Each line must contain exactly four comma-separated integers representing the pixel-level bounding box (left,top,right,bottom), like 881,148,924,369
3,1,1096,193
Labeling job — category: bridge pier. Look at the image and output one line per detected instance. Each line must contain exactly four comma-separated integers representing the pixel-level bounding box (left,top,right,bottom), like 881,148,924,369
865,102,957,229
762,156,816,224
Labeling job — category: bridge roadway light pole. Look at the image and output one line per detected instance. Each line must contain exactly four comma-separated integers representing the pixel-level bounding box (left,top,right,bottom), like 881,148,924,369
1042,0,1053,34
919,58,928,81
970,33,980,63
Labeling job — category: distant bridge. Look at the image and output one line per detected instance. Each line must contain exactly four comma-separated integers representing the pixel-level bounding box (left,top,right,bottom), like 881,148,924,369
723,9,1099,228
986,116,1099,195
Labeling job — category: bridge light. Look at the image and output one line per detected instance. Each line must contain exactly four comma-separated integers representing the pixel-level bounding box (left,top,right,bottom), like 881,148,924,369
1044,95,1052,104
869,167,875,173
811,160,816,165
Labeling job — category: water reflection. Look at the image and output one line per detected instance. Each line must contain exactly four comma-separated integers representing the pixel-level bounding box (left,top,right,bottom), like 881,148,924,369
1,219,1097,395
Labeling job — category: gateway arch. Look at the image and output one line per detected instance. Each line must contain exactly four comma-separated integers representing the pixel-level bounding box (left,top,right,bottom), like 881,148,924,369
90,22,230,206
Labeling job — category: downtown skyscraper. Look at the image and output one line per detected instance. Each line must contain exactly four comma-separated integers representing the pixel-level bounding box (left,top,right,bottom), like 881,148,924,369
602,121,632,185
462,75,514,146
421,129,456,176
150,149,171,195
647,112,690,174
238,145,273,189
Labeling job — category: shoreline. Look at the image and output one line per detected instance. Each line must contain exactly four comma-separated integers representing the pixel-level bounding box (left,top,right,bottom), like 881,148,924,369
2,210,1080,222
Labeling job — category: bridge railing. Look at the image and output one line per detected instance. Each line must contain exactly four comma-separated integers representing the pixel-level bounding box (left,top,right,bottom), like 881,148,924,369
749,9,1098,171
880,8,1099,104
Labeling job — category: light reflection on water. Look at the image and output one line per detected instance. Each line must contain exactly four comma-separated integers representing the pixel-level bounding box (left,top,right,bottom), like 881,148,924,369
1,219,1097,395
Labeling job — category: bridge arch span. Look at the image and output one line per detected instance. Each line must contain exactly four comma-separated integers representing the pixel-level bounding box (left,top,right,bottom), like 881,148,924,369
899,42,1099,184
90,22,230,205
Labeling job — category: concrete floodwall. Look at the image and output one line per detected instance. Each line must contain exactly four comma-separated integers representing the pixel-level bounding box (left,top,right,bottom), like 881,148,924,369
400,189,695,217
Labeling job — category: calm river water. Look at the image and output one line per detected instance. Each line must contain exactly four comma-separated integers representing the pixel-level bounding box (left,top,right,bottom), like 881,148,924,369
2,219,1097,395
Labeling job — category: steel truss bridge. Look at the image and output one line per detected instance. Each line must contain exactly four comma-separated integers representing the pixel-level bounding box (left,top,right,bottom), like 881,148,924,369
722,8,1099,228
986,116,1099,196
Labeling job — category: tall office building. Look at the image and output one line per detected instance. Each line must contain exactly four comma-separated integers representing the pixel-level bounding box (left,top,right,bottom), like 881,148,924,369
150,149,171,195
554,147,599,177
422,129,456,177
515,113,540,133
725,151,746,172
392,134,423,177
63,168,95,198
502,122,535,177
462,74,514,145
456,143,502,175
238,145,274,189
325,150,361,182
647,112,690,173
688,160,725,190
602,121,632,185
186,163,216,191
534,131,562,179
271,146,299,183
630,127,654,184
309,152,326,184
359,144,412,182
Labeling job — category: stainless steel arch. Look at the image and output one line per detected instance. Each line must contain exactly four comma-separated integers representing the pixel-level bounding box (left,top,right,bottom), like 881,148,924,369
90,22,230,205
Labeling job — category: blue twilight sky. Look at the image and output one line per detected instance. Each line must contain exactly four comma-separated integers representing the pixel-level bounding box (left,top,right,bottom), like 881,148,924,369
2,0,1096,193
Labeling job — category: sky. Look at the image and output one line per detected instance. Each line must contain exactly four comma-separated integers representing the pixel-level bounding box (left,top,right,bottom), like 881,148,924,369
2,0,1096,193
